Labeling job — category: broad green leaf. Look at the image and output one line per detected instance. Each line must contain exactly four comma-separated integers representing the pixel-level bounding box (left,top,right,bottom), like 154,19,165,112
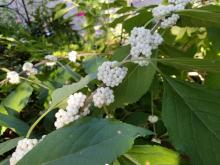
109,46,156,110
17,117,152,165
123,10,152,33
177,9,220,28
51,73,96,108
82,56,107,74
162,78,220,165
0,83,33,114
109,63,155,110
115,145,180,165
0,113,29,135
0,137,23,155
158,58,220,73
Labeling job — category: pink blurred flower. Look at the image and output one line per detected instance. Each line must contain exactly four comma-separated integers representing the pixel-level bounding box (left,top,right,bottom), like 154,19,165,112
76,11,86,17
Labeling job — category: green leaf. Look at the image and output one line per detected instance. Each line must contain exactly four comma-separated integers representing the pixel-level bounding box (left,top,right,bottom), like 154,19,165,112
207,28,220,50
123,9,152,33
17,117,152,165
0,159,9,165
0,83,33,114
0,137,23,155
0,113,29,135
82,56,107,74
51,74,96,108
159,44,186,58
205,73,220,89
158,58,220,73
177,8,220,28
54,8,71,20
115,145,180,165
57,62,81,81
109,46,156,110
162,78,220,165
109,63,155,110
198,5,220,13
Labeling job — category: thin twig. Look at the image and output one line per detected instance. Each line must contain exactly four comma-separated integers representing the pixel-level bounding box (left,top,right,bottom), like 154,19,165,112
0,0,15,7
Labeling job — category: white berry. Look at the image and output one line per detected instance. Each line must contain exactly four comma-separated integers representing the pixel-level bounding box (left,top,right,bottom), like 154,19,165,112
161,14,180,29
148,115,159,123
10,138,38,165
68,51,77,62
97,61,128,87
93,87,114,108
22,62,38,75
45,55,57,66
7,71,20,84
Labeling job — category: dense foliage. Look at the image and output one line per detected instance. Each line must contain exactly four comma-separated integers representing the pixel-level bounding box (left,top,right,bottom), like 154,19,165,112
1,0,220,165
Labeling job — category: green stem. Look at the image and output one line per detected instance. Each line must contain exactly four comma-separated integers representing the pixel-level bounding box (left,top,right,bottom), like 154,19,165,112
26,107,54,138
144,18,154,27
103,106,111,117
20,77,50,90
151,91,157,136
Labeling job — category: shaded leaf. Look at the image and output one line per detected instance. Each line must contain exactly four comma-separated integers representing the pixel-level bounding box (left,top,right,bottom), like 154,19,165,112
158,58,220,73
0,83,33,114
177,9,220,28
0,137,23,155
162,78,220,165
109,46,155,110
17,117,152,165
51,73,96,108
0,113,29,136
82,56,107,74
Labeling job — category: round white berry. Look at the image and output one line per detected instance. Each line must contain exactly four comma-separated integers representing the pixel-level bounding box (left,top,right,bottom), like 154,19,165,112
22,62,33,72
7,71,20,84
22,62,38,75
45,55,57,66
66,92,87,113
151,137,161,144
97,61,128,87
68,51,77,62
93,87,114,108
148,115,159,123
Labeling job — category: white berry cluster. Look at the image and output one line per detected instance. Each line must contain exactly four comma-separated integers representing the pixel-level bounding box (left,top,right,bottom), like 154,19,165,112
148,115,159,124
169,0,191,6
129,27,163,66
160,14,180,28
152,0,191,29
54,92,90,129
97,61,128,87
22,62,38,76
10,138,38,165
45,55,58,66
7,71,20,84
93,87,114,108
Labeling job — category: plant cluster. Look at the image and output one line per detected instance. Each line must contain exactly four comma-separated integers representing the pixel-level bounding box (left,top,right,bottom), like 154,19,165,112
1,0,220,165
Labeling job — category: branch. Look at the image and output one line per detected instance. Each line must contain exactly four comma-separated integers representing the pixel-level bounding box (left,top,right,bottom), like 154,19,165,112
21,0,31,26
0,0,15,7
